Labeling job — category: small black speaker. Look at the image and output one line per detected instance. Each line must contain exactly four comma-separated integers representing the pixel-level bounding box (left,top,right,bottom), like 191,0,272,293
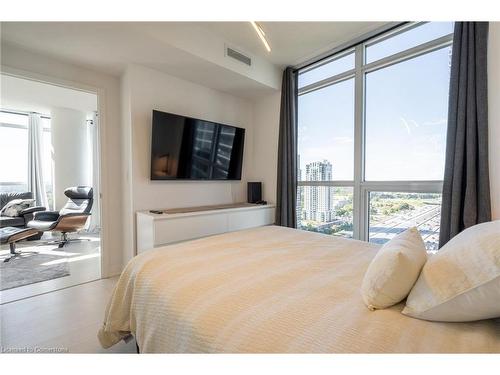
247,182,262,204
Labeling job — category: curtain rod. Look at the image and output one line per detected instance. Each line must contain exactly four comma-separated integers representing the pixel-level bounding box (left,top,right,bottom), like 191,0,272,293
293,22,407,72
0,108,51,120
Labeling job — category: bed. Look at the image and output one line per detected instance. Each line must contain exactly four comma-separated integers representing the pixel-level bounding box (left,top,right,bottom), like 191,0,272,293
98,225,500,353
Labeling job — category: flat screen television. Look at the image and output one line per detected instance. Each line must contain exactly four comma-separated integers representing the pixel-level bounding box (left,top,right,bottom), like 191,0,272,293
150,110,245,180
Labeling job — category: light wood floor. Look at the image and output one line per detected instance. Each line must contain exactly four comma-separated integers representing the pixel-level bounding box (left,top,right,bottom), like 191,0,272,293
1,233,101,304
0,277,136,353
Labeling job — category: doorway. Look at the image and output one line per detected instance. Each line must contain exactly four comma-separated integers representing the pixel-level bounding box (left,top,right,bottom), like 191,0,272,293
0,74,102,303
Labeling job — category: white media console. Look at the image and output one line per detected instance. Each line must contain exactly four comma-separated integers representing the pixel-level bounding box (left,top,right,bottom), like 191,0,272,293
136,203,276,253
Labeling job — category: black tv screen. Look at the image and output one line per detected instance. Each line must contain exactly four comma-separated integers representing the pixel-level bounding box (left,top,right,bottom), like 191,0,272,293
151,110,245,180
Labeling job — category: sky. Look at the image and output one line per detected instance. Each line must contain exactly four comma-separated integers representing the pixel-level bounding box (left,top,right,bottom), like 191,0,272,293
298,22,453,182
0,113,52,184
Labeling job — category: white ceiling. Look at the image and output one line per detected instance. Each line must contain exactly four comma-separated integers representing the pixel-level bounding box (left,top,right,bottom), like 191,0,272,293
1,74,98,115
199,22,387,66
0,22,386,98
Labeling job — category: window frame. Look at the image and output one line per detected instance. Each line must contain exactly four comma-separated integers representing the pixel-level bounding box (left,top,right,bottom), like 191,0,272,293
0,110,53,207
297,22,452,242
0,112,30,188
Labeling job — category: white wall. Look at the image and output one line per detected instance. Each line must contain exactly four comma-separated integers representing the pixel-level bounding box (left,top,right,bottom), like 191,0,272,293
252,93,281,204
488,22,500,220
120,68,135,266
0,74,97,114
121,64,256,260
1,43,124,277
51,107,91,209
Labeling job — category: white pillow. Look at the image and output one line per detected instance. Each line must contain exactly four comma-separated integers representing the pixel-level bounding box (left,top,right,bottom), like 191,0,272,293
361,227,427,310
0,198,34,217
402,220,500,322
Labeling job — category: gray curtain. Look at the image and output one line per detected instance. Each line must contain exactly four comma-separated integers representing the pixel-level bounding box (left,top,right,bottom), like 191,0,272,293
276,67,298,227
28,113,49,208
439,22,491,247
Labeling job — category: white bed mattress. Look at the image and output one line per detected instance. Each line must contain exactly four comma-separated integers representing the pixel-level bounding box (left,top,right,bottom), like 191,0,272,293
98,226,500,353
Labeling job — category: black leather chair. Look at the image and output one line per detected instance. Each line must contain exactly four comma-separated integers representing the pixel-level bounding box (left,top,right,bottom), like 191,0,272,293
28,186,93,248
0,191,46,240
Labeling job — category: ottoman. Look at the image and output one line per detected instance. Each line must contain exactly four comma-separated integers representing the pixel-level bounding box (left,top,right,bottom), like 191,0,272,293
0,226,40,262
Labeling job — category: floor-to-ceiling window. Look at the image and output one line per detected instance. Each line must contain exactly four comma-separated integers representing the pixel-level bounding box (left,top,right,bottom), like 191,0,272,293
297,22,453,250
0,110,54,209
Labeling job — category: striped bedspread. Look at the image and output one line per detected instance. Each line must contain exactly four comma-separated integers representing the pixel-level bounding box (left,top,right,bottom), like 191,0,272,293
98,226,500,353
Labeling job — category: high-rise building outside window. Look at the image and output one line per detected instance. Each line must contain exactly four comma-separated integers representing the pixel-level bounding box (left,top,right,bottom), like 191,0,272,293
297,22,453,250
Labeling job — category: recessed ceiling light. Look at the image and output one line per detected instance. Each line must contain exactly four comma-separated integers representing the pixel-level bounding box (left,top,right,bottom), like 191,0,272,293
250,21,271,52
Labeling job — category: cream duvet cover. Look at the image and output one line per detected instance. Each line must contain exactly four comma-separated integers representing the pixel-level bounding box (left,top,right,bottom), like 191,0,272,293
98,226,500,353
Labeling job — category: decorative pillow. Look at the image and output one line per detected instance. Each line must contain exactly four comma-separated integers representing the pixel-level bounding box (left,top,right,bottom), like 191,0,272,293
402,220,500,322
361,227,427,310
0,198,34,217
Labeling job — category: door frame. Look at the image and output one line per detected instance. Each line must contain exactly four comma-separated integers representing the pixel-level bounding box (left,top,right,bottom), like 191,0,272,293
0,65,112,278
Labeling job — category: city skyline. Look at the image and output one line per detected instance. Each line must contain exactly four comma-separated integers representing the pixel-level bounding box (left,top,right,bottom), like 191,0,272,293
297,156,441,250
